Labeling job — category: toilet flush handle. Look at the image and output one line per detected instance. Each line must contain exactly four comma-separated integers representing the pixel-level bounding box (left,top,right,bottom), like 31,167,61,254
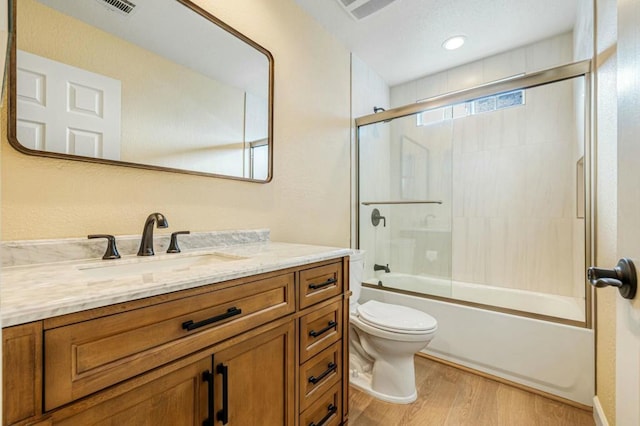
587,258,637,299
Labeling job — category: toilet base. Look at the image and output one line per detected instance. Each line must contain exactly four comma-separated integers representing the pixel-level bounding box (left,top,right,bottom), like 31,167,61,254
348,369,417,404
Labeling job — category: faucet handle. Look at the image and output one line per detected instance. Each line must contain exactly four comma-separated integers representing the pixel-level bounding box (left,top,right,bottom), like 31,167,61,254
167,231,190,254
88,234,121,260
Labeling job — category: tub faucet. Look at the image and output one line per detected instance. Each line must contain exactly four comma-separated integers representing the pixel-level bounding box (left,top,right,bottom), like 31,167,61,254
137,212,169,256
374,263,391,273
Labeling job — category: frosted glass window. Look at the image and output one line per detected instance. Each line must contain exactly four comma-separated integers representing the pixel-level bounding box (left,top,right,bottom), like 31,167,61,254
473,96,496,113
496,90,525,109
417,106,451,126
471,89,525,115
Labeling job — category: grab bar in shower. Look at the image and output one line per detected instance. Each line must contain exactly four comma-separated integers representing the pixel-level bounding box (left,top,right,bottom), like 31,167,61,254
361,200,443,205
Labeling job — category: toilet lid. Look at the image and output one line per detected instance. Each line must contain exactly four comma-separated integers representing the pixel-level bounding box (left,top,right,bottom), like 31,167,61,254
356,300,437,333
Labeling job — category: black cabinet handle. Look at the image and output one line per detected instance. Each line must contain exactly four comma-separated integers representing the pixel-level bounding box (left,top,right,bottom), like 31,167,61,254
309,321,337,338
309,404,337,426
216,363,229,424
308,278,337,290
182,307,242,331
202,367,214,426
308,362,337,385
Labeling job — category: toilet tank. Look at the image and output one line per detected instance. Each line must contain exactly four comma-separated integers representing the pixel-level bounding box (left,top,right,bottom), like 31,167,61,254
349,250,365,312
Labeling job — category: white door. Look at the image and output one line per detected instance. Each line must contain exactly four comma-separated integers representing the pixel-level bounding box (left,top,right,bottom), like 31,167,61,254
16,50,121,160
616,0,640,424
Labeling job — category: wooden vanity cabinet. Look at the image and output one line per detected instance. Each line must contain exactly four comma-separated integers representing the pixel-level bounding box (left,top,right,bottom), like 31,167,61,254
43,320,295,426
2,256,349,426
297,261,349,426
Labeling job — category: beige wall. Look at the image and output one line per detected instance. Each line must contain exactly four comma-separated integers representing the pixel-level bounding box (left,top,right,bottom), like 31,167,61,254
593,0,618,422
1,0,352,246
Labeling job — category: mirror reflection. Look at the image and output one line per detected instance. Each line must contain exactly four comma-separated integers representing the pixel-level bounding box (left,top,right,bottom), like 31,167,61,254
10,0,273,181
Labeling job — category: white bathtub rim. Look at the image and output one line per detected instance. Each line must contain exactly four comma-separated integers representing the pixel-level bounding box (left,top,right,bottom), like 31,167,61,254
364,273,586,322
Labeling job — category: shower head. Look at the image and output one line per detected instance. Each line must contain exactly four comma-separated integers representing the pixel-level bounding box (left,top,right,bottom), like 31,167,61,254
373,106,392,123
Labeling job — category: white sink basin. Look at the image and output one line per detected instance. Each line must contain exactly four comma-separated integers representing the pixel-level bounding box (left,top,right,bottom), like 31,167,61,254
77,253,246,279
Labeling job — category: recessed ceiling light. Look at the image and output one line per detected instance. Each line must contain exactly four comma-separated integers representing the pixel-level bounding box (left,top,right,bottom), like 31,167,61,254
442,35,466,50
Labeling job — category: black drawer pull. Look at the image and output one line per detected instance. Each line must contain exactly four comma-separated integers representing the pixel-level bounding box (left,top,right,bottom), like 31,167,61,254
309,321,337,338
216,363,229,424
182,307,242,331
308,362,337,385
202,366,214,426
309,404,337,426
308,278,337,290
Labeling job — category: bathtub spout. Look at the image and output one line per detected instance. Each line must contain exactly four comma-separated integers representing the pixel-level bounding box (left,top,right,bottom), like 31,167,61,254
374,263,391,273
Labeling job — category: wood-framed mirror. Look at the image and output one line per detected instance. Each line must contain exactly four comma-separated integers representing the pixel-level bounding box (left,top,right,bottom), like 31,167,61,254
8,0,274,182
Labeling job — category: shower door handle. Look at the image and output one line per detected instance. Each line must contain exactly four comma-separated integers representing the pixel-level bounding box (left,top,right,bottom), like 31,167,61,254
587,258,637,299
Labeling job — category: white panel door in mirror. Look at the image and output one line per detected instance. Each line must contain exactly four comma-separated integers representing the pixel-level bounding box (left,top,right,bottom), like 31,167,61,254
17,50,122,160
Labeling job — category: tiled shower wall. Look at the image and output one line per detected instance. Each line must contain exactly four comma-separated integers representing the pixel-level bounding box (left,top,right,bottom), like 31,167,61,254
373,32,585,298
448,78,582,297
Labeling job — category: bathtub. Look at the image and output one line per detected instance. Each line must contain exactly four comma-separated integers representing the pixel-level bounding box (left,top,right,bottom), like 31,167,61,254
360,274,594,406
366,273,586,322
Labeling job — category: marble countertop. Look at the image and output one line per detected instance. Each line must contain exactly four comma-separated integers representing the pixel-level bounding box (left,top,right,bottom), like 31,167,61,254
1,241,352,327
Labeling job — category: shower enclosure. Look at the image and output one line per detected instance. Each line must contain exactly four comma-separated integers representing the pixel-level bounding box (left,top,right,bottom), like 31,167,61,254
357,61,592,327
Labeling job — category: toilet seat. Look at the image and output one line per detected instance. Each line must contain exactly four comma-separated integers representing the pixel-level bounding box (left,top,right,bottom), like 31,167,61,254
356,300,437,334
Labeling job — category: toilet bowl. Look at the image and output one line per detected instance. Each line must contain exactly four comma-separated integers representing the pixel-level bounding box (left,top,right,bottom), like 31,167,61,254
349,252,438,404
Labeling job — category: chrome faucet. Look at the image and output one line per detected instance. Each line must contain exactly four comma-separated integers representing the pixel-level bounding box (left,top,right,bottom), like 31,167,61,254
137,212,169,256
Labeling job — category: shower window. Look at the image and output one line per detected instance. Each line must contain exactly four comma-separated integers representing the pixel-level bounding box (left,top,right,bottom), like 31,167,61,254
416,89,525,127
356,61,591,326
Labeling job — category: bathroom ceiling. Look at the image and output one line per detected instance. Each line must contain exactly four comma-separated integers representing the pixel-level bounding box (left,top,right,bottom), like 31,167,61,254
294,0,579,86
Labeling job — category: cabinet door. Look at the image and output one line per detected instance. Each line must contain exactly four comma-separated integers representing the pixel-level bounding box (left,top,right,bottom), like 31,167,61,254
2,322,43,426
50,356,211,426
213,321,295,426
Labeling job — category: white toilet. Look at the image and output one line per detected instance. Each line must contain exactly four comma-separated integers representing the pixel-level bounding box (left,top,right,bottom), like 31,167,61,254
349,251,438,404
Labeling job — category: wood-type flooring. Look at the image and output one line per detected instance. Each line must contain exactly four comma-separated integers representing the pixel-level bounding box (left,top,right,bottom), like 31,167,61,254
349,356,595,426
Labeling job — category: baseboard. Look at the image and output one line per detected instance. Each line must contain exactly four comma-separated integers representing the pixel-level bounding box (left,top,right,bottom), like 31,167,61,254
592,396,610,426
417,352,593,412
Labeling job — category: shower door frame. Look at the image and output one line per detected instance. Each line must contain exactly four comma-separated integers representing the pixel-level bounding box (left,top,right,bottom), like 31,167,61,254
355,60,594,328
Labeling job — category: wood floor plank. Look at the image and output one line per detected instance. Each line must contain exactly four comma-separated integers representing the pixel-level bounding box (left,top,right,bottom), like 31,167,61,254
350,356,594,426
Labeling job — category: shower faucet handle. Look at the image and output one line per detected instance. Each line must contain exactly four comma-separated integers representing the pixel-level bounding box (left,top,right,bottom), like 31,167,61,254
371,208,386,227
587,258,637,299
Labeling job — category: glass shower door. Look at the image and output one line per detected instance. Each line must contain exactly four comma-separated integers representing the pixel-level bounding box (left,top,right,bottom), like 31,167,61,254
356,66,590,325
358,113,453,298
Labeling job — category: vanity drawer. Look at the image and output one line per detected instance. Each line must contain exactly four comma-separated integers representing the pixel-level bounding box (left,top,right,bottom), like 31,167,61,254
300,300,343,363
299,262,343,309
43,272,295,411
299,342,342,412
300,382,342,426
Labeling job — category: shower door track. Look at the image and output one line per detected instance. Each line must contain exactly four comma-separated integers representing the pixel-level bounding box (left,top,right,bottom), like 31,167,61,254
354,59,593,328
355,60,591,126
361,200,443,205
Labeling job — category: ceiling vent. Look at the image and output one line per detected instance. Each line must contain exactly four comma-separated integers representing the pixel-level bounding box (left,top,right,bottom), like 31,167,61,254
336,0,398,20
94,0,137,16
